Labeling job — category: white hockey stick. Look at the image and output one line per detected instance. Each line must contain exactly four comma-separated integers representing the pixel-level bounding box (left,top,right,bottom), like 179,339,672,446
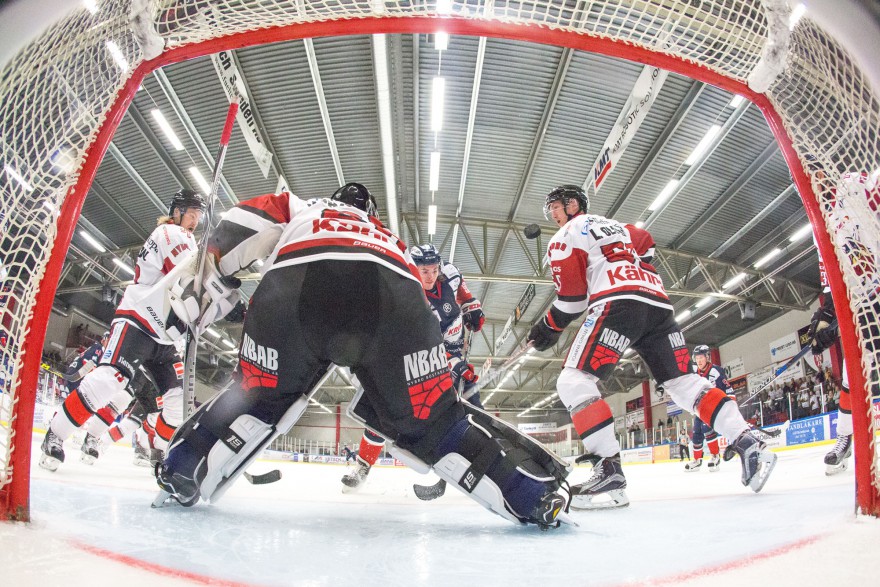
182,100,239,419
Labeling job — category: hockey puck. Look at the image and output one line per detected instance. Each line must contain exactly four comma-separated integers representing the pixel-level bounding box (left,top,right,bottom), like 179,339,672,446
523,223,541,239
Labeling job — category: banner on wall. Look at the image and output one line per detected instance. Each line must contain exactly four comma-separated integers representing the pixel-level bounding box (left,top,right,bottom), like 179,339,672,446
625,409,645,427
747,365,774,393
785,415,825,445
517,422,557,433
769,332,800,363
723,357,746,379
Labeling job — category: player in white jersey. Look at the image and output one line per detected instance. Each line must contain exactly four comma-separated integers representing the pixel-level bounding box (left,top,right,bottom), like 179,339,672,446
527,185,776,509
155,184,571,529
809,170,880,474
687,345,734,472
39,189,220,471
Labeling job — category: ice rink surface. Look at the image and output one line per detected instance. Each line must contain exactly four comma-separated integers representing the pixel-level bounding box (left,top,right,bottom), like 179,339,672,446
2,432,878,586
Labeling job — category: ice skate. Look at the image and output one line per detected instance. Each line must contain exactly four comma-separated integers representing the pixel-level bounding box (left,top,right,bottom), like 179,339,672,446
570,454,629,510
39,429,65,472
707,454,721,472
726,430,777,492
153,462,201,507
531,492,577,530
824,434,852,476
80,433,101,465
341,457,371,493
684,458,702,472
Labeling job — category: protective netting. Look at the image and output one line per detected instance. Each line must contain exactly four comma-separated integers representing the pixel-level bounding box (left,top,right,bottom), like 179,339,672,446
1,0,878,517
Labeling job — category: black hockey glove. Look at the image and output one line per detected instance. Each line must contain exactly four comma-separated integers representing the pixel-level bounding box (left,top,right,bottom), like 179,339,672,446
222,300,247,324
527,316,563,352
807,295,838,355
460,299,485,332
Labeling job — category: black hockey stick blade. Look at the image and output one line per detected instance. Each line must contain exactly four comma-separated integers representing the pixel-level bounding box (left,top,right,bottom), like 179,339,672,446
413,478,446,501
244,470,282,485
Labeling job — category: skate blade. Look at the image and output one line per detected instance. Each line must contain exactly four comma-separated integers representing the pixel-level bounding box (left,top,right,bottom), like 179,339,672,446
38,454,61,472
133,458,153,468
570,489,630,510
80,454,97,465
684,467,701,472
341,483,362,494
708,466,720,472
748,451,777,493
825,461,848,476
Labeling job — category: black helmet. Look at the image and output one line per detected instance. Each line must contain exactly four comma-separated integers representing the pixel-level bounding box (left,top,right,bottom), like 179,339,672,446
169,188,207,216
410,244,441,266
544,184,589,221
331,183,378,218
693,344,711,359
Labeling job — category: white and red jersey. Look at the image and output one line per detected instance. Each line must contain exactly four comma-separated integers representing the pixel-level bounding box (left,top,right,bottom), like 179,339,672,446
544,213,670,329
114,222,196,343
209,192,420,286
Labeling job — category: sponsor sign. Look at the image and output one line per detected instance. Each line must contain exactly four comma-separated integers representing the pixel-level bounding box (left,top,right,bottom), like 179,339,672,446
747,365,774,394
666,400,683,417
625,408,644,427
621,447,653,463
495,315,514,348
723,356,746,379
769,332,800,363
589,65,668,194
211,51,274,178
517,422,557,433
785,415,825,445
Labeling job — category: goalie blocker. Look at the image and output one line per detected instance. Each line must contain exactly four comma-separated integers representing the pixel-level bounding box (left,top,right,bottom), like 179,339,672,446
156,256,571,528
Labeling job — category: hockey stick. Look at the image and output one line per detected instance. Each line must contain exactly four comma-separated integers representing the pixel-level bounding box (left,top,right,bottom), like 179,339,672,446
181,100,239,419
244,470,281,485
473,340,535,393
738,320,836,409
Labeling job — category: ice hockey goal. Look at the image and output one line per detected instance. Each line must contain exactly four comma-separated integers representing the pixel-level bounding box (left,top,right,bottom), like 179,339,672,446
1,0,878,521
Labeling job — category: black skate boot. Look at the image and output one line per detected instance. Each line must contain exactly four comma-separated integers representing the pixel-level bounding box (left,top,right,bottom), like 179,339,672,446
153,461,201,507
530,493,574,530
684,458,702,472
341,457,371,493
727,430,777,492
824,434,852,476
80,433,101,465
570,453,629,510
707,453,721,472
39,429,65,472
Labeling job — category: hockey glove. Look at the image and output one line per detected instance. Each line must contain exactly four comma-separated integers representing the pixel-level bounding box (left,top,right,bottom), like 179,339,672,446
461,299,485,332
222,300,247,324
528,316,563,352
807,296,838,355
169,257,242,330
450,359,479,391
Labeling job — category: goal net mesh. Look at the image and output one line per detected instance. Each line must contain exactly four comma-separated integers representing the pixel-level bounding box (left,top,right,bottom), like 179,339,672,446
1,0,877,518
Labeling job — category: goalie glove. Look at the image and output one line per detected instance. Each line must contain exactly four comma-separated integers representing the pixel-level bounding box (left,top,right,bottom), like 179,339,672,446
169,256,242,330
527,316,563,352
460,299,485,332
807,295,838,355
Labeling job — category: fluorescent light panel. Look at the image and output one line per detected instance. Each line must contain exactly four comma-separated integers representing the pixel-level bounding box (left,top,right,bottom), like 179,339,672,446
754,247,782,269
429,151,441,192
427,205,437,235
435,32,449,51
723,272,747,290
635,221,645,228
79,230,106,253
112,258,134,275
728,94,745,108
105,40,129,71
4,165,33,191
431,77,445,132
189,167,211,194
789,223,813,242
649,179,679,211
83,0,98,14
437,0,452,15
685,124,721,165
675,310,691,323
151,109,184,151
222,338,236,348
205,327,220,338
789,3,806,30
695,296,715,309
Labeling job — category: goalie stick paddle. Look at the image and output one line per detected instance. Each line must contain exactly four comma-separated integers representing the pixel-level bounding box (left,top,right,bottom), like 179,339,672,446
413,478,447,501
182,99,239,419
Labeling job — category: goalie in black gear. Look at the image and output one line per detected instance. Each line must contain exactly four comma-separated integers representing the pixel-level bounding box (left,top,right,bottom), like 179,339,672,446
155,184,571,529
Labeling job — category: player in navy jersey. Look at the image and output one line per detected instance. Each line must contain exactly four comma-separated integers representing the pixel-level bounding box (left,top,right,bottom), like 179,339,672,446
527,185,776,510
61,332,110,398
155,184,569,528
687,345,734,472
341,243,485,492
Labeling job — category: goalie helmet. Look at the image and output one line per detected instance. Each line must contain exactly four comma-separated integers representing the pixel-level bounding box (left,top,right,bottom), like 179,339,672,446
693,344,711,359
411,244,441,266
169,188,207,216
331,182,378,218
543,184,589,221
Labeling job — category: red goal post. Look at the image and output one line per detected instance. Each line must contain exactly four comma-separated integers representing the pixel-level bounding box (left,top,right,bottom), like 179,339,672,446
1,1,878,521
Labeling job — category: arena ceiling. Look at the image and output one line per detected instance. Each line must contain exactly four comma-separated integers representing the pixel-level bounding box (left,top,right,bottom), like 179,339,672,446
52,32,821,416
